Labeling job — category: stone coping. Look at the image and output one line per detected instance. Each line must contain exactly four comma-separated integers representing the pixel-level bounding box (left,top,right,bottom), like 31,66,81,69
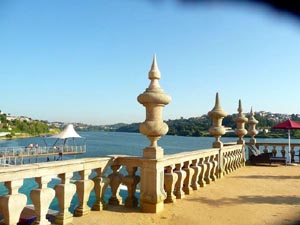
0,157,113,182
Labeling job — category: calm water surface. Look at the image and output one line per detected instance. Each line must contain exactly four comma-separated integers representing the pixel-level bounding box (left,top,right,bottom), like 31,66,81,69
1,131,299,156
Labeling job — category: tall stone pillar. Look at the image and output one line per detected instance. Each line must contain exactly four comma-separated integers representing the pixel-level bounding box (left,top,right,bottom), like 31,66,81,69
138,55,171,213
248,107,258,145
208,93,227,148
235,100,248,144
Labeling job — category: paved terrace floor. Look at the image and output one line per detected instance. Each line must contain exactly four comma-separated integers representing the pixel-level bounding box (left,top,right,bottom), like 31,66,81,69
72,165,300,225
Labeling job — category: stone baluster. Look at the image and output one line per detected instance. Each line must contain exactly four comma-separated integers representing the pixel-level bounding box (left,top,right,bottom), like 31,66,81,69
190,159,201,190
182,161,194,195
0,180,26,225
108,165,123,206
291,146,295,163
238,149,243,168
92,168,110,211
232,151,237,171
263,144,268,154
173,163,186,199
281,145,286,158
138,55,171,213
210,155,218,181
228,152,234,173
164,165,177,203
198,158,207,187
248,107,258,145
30,176,55,225
235,150,240,169
223,152,229,175
228,152,233,172
230,152,236,172
218,149,224,178
235,149,242,169
235,100,248,145
54,172,76,225
74,169,94,216
272,145,277,157
208,93,228,148
204,157,213,184
122,166,140,207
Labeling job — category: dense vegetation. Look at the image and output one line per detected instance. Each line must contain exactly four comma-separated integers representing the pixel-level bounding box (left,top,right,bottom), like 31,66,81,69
0,113,57,138
112,113,300,139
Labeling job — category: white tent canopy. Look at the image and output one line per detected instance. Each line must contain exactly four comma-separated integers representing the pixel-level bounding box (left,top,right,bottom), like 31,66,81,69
49,124,82,139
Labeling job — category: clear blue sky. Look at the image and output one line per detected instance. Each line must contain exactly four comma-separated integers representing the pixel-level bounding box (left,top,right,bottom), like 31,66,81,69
1,1,300,125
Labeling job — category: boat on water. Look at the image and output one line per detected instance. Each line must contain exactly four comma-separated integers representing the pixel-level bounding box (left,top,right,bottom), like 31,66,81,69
0,124,86,166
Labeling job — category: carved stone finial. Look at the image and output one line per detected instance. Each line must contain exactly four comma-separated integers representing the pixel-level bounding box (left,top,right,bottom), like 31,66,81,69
238,99,242,114
235,100,248,144
138,55,171,159
148,54,160,80
208,93,227,148
248,107,258,145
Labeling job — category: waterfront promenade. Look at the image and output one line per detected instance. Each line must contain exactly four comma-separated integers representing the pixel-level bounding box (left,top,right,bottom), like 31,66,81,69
1,57,299,225
72,164,300,225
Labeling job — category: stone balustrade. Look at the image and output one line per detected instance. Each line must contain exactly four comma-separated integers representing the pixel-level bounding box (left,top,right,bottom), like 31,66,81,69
106,144,245,211
160,144,244,203
246,142,300,162
0,158,112,225
110,144,244,204
0,144,245,225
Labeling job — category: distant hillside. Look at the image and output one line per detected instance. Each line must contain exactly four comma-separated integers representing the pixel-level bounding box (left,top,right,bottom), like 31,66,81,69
113,114,300,138
115,123,140,133
76,123,128,132
0,113,59,139
75,112,300,139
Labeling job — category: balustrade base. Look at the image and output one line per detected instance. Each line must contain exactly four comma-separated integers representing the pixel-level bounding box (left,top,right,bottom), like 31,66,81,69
108,196,122,206
141,201,164,213
199,182,206,187
74,206,91,217
92,201,107,211
211,176,217,182
125,197,138,208
55,212,73,225
205,178,212,185
175,192,185,199
164,197,176,204
32,220,51,225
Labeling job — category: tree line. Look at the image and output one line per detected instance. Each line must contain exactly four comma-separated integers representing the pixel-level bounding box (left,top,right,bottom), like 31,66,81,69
115,114,300,138
0,114,55,138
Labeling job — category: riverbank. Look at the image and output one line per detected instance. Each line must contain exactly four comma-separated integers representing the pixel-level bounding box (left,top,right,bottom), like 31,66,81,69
0,130,60,141
73,164,300,225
